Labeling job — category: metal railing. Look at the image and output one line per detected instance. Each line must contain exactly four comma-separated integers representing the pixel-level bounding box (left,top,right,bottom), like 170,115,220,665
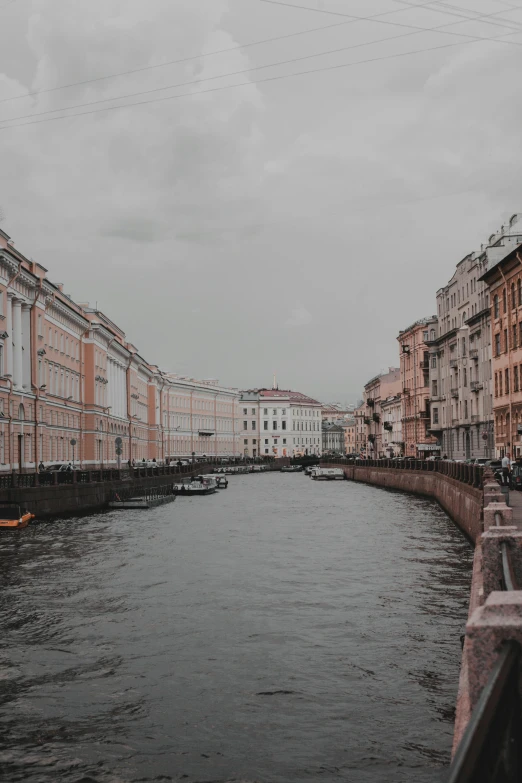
448,640,522,783
320,457,484,488
448,511,522,782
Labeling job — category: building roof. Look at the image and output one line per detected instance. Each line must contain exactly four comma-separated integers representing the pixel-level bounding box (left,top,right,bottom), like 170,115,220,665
258,388,321,405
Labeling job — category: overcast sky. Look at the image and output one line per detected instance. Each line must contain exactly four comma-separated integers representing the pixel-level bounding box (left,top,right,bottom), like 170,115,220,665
0,0,521,403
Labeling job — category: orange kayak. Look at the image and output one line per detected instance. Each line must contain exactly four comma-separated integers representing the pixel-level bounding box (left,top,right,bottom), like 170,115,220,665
0,510,35,529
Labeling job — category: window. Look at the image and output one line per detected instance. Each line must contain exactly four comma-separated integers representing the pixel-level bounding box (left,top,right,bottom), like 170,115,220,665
253,439,257,445
462,337,466,357
431,356,437,369
282,409,286,415
495,372,498,397
433,407,439,424
464,400,468,419
263,408,268,415
38,314,43,336
251,408,255,415
251,421,256,430
244,439,248,445
423,331,428,341
272,421,277,430
283,438,286,444
494,295,499,319
500,372,503,396
514,324,518,350
503,288,507,313
504,329,508,353
519,279,522,307
282,421,287,430
264,421,268,430
264,448,269,454
432,380,438,397
273,409,277,415
243,421,248,430
463,368,467,387
264,439,268,445
515,366,519,393
512,283,517,310
243,408,247,415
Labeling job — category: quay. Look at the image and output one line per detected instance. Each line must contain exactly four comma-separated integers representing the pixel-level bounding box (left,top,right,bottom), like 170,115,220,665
323,457,522,781
0,458,290,517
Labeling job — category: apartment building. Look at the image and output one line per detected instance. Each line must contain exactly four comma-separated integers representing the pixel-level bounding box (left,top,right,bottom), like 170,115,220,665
398,318,439,458
363,368,401,457
428,251,493,459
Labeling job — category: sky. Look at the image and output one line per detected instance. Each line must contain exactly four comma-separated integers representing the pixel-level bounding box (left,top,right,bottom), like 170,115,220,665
0,0,521,404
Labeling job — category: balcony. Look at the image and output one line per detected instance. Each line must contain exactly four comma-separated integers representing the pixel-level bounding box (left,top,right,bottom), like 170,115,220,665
403,387,410,395
469,348,479,360
420,410,430,419
364,417,371,425
450,358,458,368
367,398,375,407
368,434,376,443
419,360,430,370
451,387,459,398
383,422,393,431
372,413,380,423
470,380,483,392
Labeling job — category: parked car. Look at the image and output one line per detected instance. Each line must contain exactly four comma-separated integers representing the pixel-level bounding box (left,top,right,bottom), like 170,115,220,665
46,463,75,472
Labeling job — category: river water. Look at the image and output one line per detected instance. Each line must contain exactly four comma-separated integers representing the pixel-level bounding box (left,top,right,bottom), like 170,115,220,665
0,472,473,783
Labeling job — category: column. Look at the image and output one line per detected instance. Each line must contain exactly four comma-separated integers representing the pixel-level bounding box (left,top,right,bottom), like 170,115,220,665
5,293,13,378
22,304,31,390
12,299,23,390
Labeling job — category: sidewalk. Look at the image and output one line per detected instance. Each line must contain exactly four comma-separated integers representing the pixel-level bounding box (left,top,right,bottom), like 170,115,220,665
508,489,522,530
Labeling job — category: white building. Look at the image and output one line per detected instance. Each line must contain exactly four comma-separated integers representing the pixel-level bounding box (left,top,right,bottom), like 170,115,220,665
240,388,322,457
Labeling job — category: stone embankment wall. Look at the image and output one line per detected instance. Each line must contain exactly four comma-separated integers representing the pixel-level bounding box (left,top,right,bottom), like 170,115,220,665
1,460,290,517
323,463,484,542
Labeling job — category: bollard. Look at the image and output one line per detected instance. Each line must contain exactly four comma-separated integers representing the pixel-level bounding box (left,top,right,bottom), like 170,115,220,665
466,591,522,711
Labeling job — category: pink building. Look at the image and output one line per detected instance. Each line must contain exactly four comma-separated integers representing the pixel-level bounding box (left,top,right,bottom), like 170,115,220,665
0,227,242,470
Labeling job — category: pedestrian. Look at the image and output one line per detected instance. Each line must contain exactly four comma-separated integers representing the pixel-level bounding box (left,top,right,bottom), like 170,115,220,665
502,453,511,487
443,454,448,460
38,460,45,472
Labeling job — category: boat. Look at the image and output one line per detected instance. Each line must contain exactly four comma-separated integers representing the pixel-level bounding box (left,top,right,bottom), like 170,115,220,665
199,474,228,488
304,465,318,475
173,477,218,495
0,506,35,529
281,465,303,473
311,468,345,481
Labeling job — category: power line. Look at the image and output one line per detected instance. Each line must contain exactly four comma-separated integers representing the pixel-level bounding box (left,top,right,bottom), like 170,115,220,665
258,0,522,36
0,38,491,132
0,0,20,10
395,0,522,31
1,4,520,127
0,0,440,106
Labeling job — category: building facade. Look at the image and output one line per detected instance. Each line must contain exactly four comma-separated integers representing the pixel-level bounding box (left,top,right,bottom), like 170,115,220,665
0,226,243,470
428,251,493,459
322,421,345,454
363,368,401,457
480,215,522,458
381,394,403,456
398,318,439,458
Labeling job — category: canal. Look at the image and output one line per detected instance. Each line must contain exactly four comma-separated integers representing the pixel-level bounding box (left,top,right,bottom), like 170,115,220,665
0,472,473,783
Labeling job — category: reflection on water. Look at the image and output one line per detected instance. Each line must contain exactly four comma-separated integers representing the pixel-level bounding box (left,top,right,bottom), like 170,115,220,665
0,474,472,782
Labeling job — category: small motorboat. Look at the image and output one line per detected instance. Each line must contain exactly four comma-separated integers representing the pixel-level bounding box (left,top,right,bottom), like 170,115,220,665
0,505,35,529
281,465,303,473
173,477,218,496
311,468,345,481
199,474,228,488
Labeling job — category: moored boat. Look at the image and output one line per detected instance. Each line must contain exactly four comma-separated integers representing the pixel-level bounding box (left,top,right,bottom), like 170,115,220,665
0,506,35,529
199,474,228,488
311,468,345,481
173,477,218,496
281,465,303,473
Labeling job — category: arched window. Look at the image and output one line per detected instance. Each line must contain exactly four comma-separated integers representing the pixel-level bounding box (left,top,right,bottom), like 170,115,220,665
494,295,499,319
462,311,466,324
18,404,25,421
503,288,507,313
512,283,516,310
